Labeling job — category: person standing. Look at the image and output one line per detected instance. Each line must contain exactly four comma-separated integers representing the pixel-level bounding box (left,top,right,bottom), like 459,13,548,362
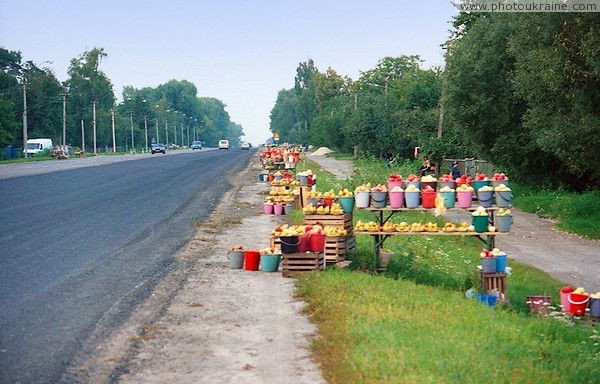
451,160,461,180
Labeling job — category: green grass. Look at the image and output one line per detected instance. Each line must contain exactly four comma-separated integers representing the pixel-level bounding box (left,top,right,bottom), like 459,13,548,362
291,152,600,383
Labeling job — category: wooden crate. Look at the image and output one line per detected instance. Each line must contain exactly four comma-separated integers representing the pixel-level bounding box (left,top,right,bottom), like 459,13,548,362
481,272,507,302
304,213,353,234
282,252,325,278
324,235,356,264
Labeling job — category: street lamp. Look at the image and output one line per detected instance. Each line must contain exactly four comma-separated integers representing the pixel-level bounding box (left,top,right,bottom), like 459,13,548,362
155,105,160,144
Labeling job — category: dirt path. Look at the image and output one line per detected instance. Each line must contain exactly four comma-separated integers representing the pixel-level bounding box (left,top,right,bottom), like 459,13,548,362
75,157,325,383
308,154,600,293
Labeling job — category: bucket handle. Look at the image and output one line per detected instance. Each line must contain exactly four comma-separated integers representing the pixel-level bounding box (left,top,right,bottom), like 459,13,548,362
279,237,301,246
497,191,513,199
371,195,387,203
568,293,590,305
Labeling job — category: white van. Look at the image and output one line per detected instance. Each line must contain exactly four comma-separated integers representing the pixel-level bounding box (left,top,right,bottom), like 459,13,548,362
24,138,53,157
218,140,230,150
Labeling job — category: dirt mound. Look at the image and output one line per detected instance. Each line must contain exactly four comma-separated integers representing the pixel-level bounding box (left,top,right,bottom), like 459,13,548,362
310,147,332,156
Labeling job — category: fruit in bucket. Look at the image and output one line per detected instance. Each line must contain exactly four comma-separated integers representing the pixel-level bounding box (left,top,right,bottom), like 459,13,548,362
480,249,494,258
475,173,489,181
497,208,512,216
492,173,508,181
230,245,244,251
471,206,488,216
405,184,420,192
371,184,388,192
388,174,402,182
406,174,419,182
390,186,404,192
338,188,353,197
495,184,511,191
421,174,437,182
573,287,589,296
561,286,575,294
355,183,371,192
439,174,454,182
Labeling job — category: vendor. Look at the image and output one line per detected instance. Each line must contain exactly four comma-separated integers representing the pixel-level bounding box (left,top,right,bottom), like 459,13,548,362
451,160,461,180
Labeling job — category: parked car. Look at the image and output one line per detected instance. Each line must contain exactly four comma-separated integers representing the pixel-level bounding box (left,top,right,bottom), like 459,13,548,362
151,143,166,154
241,142,251,150
218,140,230,150
192,141,202,150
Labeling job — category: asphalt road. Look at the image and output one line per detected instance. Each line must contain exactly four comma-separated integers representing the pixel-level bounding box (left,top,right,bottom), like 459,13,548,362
0,149,253,383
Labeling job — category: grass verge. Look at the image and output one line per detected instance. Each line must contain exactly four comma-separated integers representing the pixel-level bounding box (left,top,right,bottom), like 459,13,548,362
292,153,599,382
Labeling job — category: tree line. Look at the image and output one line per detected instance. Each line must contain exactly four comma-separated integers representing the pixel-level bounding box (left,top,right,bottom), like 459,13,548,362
270,12,599,191
0,47,244,152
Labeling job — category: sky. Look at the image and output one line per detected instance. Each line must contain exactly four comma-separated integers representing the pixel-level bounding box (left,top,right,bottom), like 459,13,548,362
0,0,458,145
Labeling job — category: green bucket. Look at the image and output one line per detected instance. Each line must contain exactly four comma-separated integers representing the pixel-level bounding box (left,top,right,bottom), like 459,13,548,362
339,196,354,213
260,254,281,272
472,215,488,233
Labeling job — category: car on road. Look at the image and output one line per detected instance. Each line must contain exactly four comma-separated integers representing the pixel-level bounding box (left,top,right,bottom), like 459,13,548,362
151,143,166,154
192,141,202,150
241,142,251,150
218,139,230,150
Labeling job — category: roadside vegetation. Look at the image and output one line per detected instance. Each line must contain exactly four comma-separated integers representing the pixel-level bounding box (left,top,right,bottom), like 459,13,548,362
292,156,600,383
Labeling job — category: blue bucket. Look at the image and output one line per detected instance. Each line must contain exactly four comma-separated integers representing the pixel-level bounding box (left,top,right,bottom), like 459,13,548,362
405,191,420,208
339,196,354,213
440,191,456,208
476,294,498,306
495,254,507,272
477,190,494,208
260,254,281,272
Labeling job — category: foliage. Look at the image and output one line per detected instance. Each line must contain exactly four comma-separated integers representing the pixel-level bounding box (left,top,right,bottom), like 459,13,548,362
0,46,244,152
444,13,600,190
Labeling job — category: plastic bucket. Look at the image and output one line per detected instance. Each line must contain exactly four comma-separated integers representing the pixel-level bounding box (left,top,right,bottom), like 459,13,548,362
476,294,497,307
339,196,354,213
495,191,512,208
472,215,489,233
264,203,274,214
421,181,437,192
473,180,491,191
477,190,494,208
568,292,590,315
279,236,300,254
274,203,284,215
355,191,370,208
405,191,420,208
297,233,309,252
440,191,456,208
403,181,421,190
527,296,552,314
260,254,281,272
307,197,318,207
284,204,294,215
309,234,326,252
389,191,405,208
495,254,507,272
589,297,600,317
388,180,403,192
371,191,388,208
298,175,309,185
492,180,509,188
439,181,456,190
457,191,473,208
421,190,436,208
323,197,334,208
481,257,496,273
227,251,244,269
244,251,260,271
495,215,513,232
560,291,572,313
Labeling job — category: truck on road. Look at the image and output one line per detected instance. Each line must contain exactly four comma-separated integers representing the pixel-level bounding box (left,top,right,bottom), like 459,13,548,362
23,138,53,157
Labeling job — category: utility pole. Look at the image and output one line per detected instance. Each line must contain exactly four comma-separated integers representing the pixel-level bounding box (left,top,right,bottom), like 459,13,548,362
437,103,444,138
92,100,97,154
174,121,177,147
81,120,85,153
62,92,67,148
155,118,159,144
22,79,27,151
129,111,134,151
144,116,148,152
165,120,168,146
111,109,116,152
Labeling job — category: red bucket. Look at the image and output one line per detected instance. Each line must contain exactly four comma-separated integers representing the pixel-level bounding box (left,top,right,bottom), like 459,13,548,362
309,234,326,252
421,190,436,208
323,197,334,208
568,292,590,315
297,233,309,252
244,250,260,271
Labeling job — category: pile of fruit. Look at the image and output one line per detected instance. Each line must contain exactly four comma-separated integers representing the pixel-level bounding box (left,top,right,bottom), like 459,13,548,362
355,220,472,232
271,224,348,237
302,203,344,215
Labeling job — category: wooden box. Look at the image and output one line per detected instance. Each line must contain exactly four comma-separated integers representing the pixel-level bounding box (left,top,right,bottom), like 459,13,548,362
481,272,507,302
282,252,325,278
304,213,353,234
324,235,356,264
